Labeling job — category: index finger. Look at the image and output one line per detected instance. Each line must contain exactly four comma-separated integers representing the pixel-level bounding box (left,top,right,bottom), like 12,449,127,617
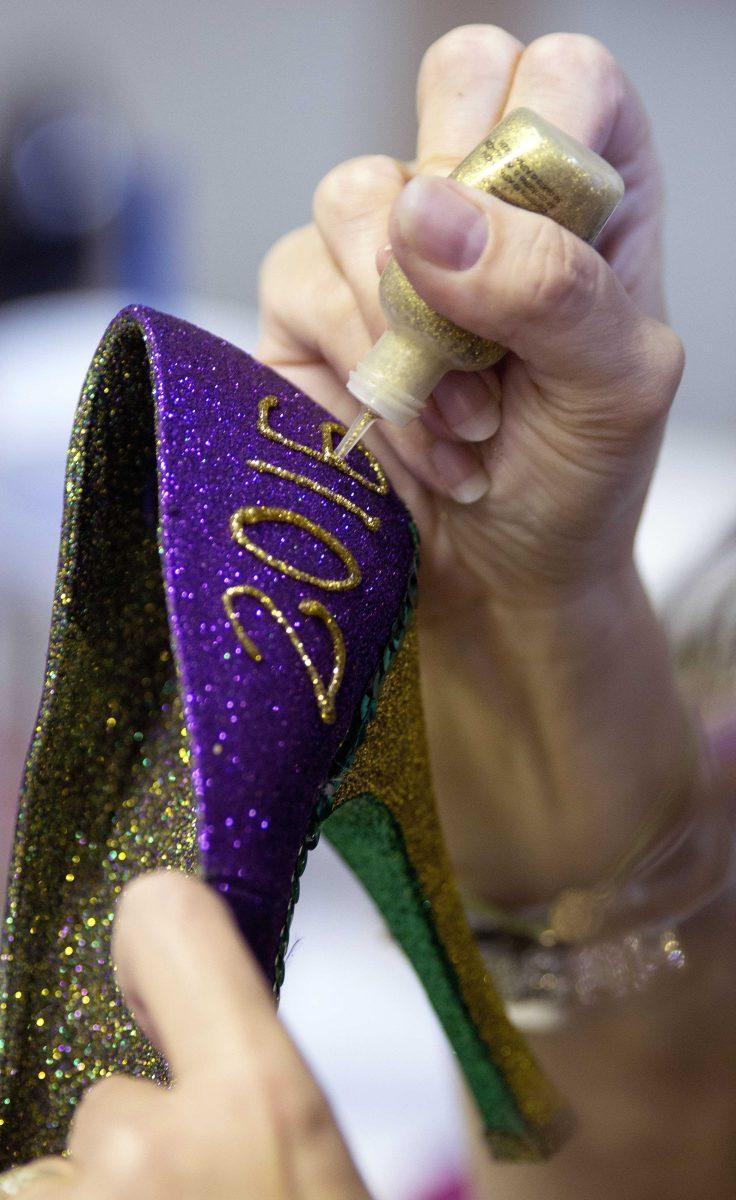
112,870,307,1084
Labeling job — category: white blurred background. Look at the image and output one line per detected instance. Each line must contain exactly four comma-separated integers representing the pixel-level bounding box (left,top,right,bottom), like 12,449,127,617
1,4,734,1198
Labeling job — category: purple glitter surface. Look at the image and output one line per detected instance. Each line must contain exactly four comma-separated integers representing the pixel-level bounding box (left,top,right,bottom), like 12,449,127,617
123,306,415,977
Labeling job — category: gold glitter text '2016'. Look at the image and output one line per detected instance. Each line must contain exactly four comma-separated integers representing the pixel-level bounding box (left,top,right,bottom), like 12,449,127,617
229,506,361,591
256,394,389,495
222,397,386,724
223,585,346,724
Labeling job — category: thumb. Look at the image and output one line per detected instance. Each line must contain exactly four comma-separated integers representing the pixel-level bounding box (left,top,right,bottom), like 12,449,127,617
0,1156,76,1195
387,175,684,420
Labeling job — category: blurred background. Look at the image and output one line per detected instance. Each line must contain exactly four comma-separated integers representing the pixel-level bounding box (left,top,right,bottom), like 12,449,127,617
1,3,734,1198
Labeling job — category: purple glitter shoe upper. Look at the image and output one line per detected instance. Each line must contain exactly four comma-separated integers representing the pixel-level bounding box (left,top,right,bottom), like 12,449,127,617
132,305,416,976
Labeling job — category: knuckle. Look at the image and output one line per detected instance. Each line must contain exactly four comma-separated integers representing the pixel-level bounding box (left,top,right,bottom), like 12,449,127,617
103,1122,203,1198
613,321,685,434
524,31,619,83
509,221,598,329
70,1076,190,1198
105,1119,153,1167
313,155,404,223
640,321,685,410
656,325,686,389
264,1069,333,1144
521,33,625,130
70,1074,140,1129
323,276,362,334
69,1076,110,1130
418,23,519,99
258,225,309,292
258,222,366,361
257,225,320,323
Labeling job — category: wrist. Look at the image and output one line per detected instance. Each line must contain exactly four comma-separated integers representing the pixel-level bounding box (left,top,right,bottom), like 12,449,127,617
472,558,643,661
463,717,735,1026
419,561,707,905
421,556,643,672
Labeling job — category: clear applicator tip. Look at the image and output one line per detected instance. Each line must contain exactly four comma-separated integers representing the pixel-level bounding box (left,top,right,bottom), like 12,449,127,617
333,405,377,460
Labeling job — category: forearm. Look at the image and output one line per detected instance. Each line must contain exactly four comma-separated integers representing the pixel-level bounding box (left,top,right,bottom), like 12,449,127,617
418,561,700,906
419,552,736,1197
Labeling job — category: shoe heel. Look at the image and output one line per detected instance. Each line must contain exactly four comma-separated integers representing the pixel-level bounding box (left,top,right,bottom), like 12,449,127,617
322,618,570,1160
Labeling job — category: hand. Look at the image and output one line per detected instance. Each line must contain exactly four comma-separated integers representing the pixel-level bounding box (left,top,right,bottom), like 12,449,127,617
256,25,698,906
256,25,684,614
6,871,371,1200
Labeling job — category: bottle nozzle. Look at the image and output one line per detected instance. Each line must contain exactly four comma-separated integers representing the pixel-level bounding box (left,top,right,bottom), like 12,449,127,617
333,406,377,460
334,329,447,458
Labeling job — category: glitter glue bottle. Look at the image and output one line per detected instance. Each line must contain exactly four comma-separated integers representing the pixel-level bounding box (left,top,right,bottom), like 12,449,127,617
334,107,624,459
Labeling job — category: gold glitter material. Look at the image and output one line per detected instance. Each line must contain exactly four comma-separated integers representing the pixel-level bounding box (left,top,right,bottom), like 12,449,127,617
378,260,499,369
257,395,389,494
451,107,621,238
334,621,568,1157
245,458,381,531
222,586,346,724
347,107,624,425
229,505,362,590
380,106,623,369
0,325,200,1164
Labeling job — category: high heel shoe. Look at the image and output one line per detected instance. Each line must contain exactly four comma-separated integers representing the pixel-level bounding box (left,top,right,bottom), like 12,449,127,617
0,305,568,1165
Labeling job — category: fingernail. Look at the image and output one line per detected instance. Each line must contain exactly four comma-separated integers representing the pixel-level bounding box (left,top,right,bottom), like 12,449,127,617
433,373,502,441
395,176,488,271
430,439,490,504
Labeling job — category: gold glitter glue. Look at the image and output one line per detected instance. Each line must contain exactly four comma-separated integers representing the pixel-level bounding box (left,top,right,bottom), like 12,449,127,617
257,395,389,492
334,106,624,458
229,505,362,591
222,585,346,724
245,459,381,532
224,401,384,724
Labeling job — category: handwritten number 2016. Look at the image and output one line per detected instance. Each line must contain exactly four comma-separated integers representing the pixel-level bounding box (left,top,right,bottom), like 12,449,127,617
221,397,386,724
